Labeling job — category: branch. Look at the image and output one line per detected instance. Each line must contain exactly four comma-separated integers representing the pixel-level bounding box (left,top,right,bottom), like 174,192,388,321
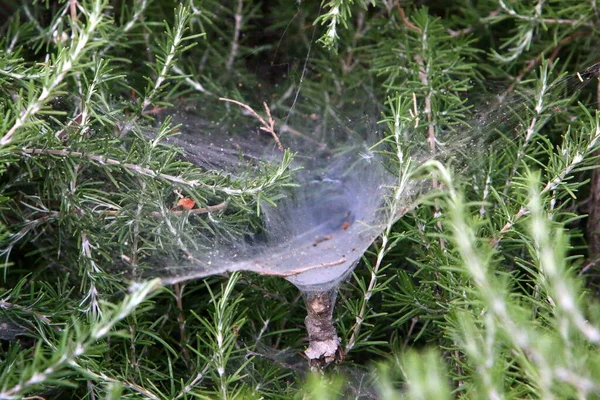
258,257,347,278
226,0,244,71
1,0,106,146
219,98,284,150
16,148,201,187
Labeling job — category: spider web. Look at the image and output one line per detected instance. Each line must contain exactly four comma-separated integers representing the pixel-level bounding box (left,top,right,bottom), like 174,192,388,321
149,104,417,292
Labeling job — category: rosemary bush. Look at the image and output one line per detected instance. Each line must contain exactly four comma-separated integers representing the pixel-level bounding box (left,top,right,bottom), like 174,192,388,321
1,0,600,398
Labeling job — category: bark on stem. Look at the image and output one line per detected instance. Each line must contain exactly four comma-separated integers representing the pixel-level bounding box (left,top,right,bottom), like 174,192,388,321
303,291,342,371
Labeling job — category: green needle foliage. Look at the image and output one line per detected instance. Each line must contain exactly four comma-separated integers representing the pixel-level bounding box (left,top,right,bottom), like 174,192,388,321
1,0,600,399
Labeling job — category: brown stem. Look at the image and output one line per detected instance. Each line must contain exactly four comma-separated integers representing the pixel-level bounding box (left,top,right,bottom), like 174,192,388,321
219,98,283,151
397,5,422,33
259,257,347,278
174,283,192,368
303,291,343,371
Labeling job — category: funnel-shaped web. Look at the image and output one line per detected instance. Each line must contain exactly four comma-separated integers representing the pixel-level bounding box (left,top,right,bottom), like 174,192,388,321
160,147,403,291
148,106,443,368
153,110,421,293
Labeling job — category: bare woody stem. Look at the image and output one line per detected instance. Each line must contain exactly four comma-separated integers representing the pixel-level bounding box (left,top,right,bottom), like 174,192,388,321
303,291,342,371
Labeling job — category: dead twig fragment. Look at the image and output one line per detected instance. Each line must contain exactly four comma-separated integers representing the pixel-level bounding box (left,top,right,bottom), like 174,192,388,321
219,98,284,151
397,6,422,33
257,257,347,278
103,201,228,217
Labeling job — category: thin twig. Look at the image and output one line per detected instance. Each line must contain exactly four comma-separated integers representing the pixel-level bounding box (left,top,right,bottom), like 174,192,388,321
502,32,584,97
141,5,189,112
397,5,422,33
226,0,244,71
103,201,228,217
1,1,105,146
16,147,288,196
16,148,201,187
219,98,284,151
403,317,419,347
491,149,592,246
174,368,210,399
346,235,388,352
259,257,347,278
9,200,227,256
502,64,552,193
496,0,594,27
414,54,446,249
69,0,78,21
70,360,161,399
174,283,192,367
0,299,54,327
172,65,213,95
